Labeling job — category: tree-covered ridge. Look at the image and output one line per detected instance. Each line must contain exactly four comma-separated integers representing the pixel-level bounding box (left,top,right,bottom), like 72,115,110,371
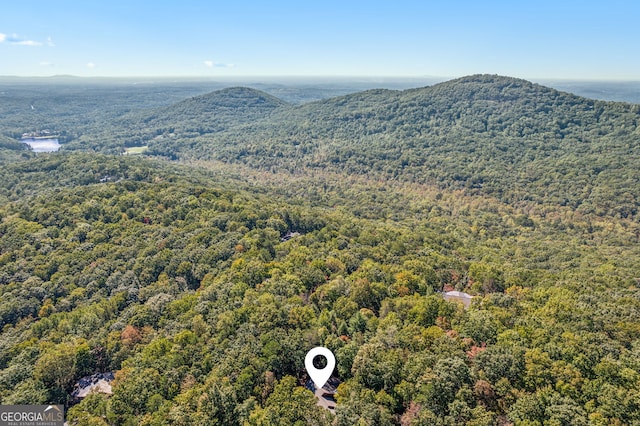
57,86,291,158
134,75,639,221
128,86,289,134
3,75,638,221
0,154,639,425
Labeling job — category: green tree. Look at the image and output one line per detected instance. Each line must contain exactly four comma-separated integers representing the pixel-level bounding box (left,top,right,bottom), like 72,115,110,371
248,375,332,426
34,342,77,392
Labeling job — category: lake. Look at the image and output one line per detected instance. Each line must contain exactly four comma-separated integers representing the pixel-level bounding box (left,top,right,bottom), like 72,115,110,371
21,138,61,152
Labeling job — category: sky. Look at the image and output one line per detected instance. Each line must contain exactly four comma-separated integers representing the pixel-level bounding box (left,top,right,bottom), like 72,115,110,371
1,0,639,80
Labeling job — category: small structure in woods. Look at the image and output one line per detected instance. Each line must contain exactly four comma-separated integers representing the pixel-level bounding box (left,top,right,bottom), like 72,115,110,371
306,376,340,413
71,372,115,402
280,231,301,242
443,290,474,308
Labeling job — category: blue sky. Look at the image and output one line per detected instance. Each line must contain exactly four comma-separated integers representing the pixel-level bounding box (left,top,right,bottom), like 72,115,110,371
1,0,639,79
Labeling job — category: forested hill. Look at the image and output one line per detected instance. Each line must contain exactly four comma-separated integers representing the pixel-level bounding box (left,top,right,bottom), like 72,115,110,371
58,87,288,154
142,86,289,125
11,75,638,219
131,75,639,220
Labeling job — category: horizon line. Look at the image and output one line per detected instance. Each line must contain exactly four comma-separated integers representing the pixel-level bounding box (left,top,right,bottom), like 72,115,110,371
1,74,640,83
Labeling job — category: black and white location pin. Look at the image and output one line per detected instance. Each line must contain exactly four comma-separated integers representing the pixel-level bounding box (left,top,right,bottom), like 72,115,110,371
305,346,335,390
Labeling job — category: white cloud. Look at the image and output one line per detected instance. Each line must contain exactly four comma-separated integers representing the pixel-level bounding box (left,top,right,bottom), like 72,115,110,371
47,37,55,47
15,40,42,46
39,61,54,67
204,60,234,69
2,33,44,46
86,62,96,69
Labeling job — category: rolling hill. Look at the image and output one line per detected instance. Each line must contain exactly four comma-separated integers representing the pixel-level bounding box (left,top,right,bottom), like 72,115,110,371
133,75,639,220
61,87,291,158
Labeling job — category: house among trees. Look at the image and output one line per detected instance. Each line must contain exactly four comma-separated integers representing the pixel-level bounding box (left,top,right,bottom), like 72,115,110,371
305,377,339,413
71,372,115,402
443,290,474,308
280,231,301,242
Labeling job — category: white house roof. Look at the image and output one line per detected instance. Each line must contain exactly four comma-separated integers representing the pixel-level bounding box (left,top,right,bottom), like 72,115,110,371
444,291,473,298
443,291,474,307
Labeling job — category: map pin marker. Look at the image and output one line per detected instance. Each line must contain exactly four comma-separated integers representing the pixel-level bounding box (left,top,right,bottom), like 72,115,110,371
305,346,335,390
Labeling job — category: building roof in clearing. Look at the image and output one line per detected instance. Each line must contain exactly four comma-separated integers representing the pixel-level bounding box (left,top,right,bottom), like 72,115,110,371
71,372,115,399
75,379,113,398
306,377,339,413
445,290,473,298
443,290,474,307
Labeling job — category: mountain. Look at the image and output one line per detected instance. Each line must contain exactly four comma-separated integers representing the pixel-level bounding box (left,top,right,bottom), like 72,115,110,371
140,86,290,137
151,86,289,118
142,75,639,220
61,87,291,159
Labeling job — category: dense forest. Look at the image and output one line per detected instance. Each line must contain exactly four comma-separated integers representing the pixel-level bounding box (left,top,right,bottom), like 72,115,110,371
0,76,639,425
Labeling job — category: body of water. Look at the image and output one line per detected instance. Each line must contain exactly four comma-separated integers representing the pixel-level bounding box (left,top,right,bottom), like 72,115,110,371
21,138,61,152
